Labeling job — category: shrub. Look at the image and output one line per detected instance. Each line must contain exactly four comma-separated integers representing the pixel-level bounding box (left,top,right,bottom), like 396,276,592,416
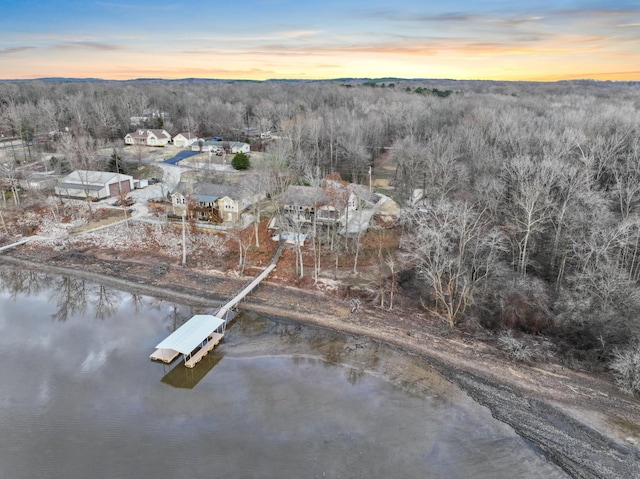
610,343,640,395
231,152,250,170
498,331,533,362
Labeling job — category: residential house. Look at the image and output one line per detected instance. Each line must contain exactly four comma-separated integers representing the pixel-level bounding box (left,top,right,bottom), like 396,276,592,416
280,185,332,225
129,109,167,127
192,139,223,154
124,129,172,146
171,182,265,223
229,141,251,154
190,140,250,155
280,181,386,234
55,170,134,200
172,132,199,148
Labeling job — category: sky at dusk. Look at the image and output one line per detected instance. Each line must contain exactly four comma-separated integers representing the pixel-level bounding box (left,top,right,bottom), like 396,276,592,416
1,0,639,81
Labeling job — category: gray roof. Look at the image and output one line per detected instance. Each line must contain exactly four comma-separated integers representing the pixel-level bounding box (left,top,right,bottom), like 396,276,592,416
176,132,196,139
58,182,103,191
126,129,171,139
201,140,248,148
60,170,132,186
281,186,328,207
174,182,241,201
196,195,219,203
347,183,378,203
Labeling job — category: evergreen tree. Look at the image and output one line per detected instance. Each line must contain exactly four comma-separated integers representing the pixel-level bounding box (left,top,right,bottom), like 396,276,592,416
108,149,129,174
232,152,250,170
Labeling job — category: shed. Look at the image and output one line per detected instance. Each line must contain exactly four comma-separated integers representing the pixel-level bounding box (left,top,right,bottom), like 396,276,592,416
54,170,134,200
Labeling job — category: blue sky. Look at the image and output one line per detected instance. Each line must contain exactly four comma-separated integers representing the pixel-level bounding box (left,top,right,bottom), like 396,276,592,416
1,0,639,80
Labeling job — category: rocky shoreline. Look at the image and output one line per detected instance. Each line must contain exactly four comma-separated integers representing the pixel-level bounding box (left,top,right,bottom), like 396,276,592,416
2,250,640,478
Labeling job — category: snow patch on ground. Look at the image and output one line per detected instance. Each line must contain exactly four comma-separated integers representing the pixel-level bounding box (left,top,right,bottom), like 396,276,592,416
31,220,229,259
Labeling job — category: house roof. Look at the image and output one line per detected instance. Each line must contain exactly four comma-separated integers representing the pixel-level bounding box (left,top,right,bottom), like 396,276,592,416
175,132,197,139
282,182,379,210
281,185,329,207
201,140,249,148
58,182,103,191
174,182,241,201
60,170,132,186
346,182,378,204
126,129,171,139
196,195,219,203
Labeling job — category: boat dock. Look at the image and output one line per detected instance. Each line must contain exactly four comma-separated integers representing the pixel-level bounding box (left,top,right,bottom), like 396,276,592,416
151,314,226,368
151,238,285,368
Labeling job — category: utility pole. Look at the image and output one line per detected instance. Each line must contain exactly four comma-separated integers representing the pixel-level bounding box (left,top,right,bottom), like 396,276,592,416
182,212,187,266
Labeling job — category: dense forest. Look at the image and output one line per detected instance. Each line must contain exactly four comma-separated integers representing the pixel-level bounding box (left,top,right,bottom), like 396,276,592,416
2,78,640,393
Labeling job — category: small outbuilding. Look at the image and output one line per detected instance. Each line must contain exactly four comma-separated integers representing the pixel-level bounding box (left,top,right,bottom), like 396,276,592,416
18,172,58,191
55,170,134,200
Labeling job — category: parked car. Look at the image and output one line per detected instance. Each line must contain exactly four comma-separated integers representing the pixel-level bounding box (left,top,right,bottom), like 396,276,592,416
113,197,135,207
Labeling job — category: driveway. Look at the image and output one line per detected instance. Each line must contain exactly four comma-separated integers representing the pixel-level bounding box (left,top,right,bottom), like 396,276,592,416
126,163,184,219
164,150,201,165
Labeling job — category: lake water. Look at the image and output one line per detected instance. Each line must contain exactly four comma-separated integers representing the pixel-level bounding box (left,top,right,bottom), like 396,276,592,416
0,269,568,478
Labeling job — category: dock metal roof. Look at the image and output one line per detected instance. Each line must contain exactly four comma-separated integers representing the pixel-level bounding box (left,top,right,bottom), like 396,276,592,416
155,314,224,355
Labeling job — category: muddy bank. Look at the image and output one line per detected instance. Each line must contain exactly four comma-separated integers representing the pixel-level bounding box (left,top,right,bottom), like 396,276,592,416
1,251,640,478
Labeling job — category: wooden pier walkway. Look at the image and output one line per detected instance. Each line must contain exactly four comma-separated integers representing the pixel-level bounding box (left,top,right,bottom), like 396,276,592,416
216,237,285,320
0,238,31,252
151,237,285,368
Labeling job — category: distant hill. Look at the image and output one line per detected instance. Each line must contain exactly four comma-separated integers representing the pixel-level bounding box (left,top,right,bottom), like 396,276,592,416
1,77,638,87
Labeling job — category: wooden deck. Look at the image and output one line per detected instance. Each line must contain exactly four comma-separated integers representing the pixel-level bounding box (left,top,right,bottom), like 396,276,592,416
185,333,224,369
150,348,181,363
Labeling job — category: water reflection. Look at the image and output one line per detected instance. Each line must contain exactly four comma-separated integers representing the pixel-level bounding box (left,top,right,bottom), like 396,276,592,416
0,266,568,479
161,352,224,389
49,276,88,322
0,268,53,298
227,313,397,389
0,268,203,327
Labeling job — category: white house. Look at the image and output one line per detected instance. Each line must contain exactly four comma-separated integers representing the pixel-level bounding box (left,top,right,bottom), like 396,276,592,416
190,140,250,154
55,170,134,200
124,129,172,146
173,132,198,148
191,139,222,153
229,141,250,154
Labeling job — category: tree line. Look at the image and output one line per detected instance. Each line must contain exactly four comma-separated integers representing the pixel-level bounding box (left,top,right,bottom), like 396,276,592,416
2,78,640,390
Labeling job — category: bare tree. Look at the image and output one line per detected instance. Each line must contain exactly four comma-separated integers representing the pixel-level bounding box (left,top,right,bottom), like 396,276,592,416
230,220,251,275
241,168,269,247
0,150,21,205
502,156,555,277
388,136,427,204
401,200,506,327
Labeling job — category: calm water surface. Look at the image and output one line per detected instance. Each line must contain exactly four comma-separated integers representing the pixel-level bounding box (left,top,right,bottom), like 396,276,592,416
0,270,567,478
